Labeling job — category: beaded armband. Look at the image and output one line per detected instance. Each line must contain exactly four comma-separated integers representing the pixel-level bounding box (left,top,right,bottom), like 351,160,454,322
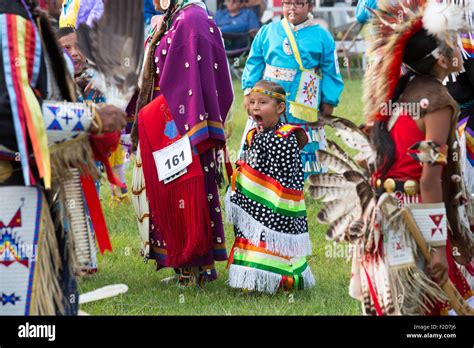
408,141,448,166
406,203,448,247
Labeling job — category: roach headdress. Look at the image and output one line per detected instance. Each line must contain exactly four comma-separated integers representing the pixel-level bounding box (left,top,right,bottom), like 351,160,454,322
364,0,471,123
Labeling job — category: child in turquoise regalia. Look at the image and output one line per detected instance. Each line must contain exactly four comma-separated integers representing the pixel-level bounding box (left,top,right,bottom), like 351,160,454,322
241,0,344,178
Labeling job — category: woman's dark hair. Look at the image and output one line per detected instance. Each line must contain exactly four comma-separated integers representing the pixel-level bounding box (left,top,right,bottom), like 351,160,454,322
56,26,75,40
372,29,447,177
137,0,177,115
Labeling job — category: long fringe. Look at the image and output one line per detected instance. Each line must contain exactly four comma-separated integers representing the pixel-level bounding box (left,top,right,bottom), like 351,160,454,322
374,259,396,315
31,193,64,315
131,146,150,258
53,176,79,275
228,264,281,294
458,262,474,289
225,191,312,258
389,266,449,315
61,169,92,270
227,264,315,294
301,266,316,288
50,135,99,183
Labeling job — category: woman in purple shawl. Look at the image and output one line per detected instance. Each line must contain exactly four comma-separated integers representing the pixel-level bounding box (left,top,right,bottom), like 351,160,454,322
132,0,234,286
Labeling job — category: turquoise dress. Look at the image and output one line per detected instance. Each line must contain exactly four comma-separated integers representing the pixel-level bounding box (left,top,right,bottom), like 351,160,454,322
242,16,344,178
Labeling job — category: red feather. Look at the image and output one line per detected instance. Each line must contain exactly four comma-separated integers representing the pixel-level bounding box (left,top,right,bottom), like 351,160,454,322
375,19,424,121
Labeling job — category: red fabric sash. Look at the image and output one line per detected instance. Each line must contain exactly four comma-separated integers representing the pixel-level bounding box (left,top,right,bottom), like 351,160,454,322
80,174,112,254
362,262,383,316
89,132,125,188
138,95,212,267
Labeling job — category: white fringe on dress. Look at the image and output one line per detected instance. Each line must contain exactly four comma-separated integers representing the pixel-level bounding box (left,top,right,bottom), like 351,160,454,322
227,263,315,294
225,190,312,258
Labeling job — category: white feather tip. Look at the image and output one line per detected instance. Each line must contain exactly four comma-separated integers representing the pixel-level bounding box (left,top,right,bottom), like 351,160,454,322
423,0,467,40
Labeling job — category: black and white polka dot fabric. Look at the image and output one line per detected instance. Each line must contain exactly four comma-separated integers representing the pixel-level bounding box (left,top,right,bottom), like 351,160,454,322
231,122,308,239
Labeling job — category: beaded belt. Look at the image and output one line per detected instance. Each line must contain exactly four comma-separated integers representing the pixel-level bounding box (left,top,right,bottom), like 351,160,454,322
264,64,297,82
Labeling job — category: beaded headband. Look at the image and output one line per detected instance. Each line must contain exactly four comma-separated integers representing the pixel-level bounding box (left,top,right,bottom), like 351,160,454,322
251,87,286,102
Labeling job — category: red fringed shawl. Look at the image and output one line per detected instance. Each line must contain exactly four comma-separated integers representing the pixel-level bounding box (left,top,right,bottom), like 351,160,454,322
138,95,212,266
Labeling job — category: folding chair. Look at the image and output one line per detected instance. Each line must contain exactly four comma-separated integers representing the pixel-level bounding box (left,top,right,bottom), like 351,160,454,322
222,31,254,80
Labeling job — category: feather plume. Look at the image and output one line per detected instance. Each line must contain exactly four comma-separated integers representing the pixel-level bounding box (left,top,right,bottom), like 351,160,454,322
308,173,352,188
347,219,366,242
356,182,376,213
423,0,467,41
343,170,366,183
317,199,357,224
319,114,375,167
326,213,354,241
308,186,354,202
309,119,376,246
326,140,362,172
319,115,371,150
317,150,355,173
76,0,144,110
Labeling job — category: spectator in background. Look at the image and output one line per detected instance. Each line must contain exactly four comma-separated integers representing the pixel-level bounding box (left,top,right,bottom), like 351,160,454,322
244,0,267,21
215,0,260,50
38,0,62,28
144,0,160,37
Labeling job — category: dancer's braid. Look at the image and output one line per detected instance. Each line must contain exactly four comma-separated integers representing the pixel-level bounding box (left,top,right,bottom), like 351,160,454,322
137,3,177,114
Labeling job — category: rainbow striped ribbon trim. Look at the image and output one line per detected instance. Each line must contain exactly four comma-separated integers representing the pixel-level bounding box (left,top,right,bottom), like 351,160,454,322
187,120,225,146
234,161,306,217
231,239,308,287
0,14,51,188
465,131,474,166
461,35,473,58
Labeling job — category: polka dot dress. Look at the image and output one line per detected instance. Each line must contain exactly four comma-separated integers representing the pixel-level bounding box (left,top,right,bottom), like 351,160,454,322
230,123,308,240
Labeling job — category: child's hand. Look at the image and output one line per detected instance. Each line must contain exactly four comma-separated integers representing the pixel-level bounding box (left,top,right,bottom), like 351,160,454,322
255,124,264,134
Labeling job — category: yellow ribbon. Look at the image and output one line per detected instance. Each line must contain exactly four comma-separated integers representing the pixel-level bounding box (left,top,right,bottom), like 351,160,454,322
17,17,52,188
281,18,304,71
59,0,80,28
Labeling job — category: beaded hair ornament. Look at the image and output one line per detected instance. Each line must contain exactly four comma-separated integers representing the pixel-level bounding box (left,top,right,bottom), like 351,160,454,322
250,88,286,103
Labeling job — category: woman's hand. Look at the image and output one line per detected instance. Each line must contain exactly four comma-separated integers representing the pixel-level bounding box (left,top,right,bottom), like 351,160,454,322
427,246,449,286
320,103,334,118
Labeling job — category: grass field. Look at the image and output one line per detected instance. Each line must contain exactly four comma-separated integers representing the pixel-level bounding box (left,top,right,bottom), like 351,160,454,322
78,77,365,315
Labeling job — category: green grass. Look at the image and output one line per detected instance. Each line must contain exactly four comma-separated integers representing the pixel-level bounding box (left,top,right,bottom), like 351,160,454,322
78,77,365,315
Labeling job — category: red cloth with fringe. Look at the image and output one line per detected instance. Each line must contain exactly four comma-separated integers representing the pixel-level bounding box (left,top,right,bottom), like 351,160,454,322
138,95,212,267
89,131,125,189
